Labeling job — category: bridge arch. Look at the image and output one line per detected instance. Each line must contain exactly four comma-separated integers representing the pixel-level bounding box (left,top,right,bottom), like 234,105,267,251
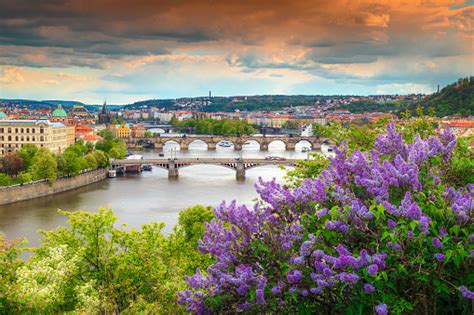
243,139,261,150
162,139,182,149
188,139,209,149
267,139,287,150
295,139,313,148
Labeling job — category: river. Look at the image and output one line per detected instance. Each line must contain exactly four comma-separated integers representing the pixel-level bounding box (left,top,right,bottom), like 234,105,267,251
0,137,329,247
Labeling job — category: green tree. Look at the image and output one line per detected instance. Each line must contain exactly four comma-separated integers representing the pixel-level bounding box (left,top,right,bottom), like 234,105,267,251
85,153,98,169
93,150,109,167
0,173,13,186
31,148,58,184
14,207,214,313
17,144,38,171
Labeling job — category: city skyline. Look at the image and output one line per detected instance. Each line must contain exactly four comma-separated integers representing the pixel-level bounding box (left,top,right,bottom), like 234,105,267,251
0,0,473,104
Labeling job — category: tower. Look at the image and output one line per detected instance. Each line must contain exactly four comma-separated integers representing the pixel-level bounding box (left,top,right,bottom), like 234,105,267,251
209,90,212,98
98,99,110,125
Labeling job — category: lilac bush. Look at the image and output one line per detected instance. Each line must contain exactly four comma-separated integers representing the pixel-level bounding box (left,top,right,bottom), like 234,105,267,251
179,124,473,314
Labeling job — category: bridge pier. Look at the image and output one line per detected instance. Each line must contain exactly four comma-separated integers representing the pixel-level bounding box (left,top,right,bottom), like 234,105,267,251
286,142,296,151
236,160,245,180
207,142,217,150
260,142,269,151
168,160,179,178
234,143,242,151
180,143,189,151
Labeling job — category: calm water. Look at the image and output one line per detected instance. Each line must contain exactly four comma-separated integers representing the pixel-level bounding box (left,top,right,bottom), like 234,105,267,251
0,138,330,247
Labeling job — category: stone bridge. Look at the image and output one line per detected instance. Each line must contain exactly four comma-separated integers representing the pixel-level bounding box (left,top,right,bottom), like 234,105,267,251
111,158,299,180
127,135,326,151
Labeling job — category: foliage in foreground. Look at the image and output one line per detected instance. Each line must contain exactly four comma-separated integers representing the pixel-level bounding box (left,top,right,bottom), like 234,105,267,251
179,124,473,314
0,206,214,314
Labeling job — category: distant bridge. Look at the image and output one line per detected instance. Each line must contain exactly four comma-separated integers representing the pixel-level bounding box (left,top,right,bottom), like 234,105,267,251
141,123,191,133
127,135,327,151
111,158,299,180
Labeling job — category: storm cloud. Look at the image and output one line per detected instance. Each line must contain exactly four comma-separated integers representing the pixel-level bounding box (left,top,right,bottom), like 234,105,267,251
0,0,472,102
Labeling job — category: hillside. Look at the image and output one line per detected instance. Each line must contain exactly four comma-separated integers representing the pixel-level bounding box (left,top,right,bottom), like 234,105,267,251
409,77,474,117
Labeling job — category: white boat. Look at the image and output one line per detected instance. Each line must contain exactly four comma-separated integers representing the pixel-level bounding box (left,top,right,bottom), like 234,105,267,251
108,170,117,178
301,147,311,152
219,140,232,147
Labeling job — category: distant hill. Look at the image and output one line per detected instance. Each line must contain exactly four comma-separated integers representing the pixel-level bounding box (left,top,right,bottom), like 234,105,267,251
409,77,474,117
42,100,86,107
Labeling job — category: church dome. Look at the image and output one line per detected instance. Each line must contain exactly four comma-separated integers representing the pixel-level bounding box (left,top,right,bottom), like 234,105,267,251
52,105,68,117
0,111,6,118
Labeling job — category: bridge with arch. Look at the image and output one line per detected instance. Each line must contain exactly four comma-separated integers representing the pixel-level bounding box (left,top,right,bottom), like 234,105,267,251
111,157,299,180
127,135,327,151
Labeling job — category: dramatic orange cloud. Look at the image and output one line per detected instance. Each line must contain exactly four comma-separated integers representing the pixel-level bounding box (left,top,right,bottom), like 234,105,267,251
0,0,472,102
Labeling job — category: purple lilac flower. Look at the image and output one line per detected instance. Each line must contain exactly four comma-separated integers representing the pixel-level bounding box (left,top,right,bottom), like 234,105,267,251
300,240,313,257
387,219,396,229
367,264,379,275
364,283,375,293
407,231,414,239
300,289,309,296
388,241,401,251
375,303,388,315
255,289,266,305
459,286,474,299
439,226,447,237
286,269,302,284
293,256,305,265
432,237,443,249
434,253,445,262
310,287,322,294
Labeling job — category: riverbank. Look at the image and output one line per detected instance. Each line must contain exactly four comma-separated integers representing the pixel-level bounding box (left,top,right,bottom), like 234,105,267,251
0,168,108,205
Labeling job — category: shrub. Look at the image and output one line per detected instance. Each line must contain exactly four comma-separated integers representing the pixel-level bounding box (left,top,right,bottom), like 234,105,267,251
179,124,473,314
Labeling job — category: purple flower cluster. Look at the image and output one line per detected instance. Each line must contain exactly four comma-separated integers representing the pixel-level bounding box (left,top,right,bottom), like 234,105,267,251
178,124,472,314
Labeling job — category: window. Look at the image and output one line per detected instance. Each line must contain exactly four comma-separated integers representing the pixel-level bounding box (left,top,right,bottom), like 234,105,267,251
8,136,11,141
21,136,24,141
15,136,18,141
40,136,44,141
15,128,18,133
8,128,11,133
26,128,30,133
40,127,44,134
21,128,24,133
32,129,35,134
26,136,30,141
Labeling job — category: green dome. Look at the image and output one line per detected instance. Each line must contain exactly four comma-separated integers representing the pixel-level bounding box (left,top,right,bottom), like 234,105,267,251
52,105,67,117
0,111,6,118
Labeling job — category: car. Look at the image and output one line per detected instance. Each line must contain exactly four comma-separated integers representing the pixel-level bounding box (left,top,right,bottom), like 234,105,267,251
265,156,286,161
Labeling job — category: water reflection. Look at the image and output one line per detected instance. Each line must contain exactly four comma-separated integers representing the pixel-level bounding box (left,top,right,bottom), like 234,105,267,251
0,139,332,248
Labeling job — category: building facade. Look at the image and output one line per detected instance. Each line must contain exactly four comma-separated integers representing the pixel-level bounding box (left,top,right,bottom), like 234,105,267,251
0,120,75,156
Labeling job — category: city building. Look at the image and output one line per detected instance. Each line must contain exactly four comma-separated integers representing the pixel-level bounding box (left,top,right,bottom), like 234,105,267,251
98,100,111,125
51,104,68,123
114,122,131,138
0,119,75,156
131,124,146,138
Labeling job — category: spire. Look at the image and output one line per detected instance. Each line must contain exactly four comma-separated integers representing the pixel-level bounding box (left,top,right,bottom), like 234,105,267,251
102,98,107,114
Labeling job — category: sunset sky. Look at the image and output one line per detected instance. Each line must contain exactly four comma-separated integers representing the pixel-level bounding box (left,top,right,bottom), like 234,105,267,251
0,0,473,104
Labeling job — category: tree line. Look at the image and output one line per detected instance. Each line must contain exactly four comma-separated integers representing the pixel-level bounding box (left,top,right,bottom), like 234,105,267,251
0,129,127,186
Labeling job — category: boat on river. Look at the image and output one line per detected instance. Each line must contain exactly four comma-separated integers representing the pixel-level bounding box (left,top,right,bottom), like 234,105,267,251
219,140,232,147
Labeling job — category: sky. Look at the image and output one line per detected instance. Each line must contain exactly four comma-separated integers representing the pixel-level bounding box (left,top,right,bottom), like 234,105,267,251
0,0,472,104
